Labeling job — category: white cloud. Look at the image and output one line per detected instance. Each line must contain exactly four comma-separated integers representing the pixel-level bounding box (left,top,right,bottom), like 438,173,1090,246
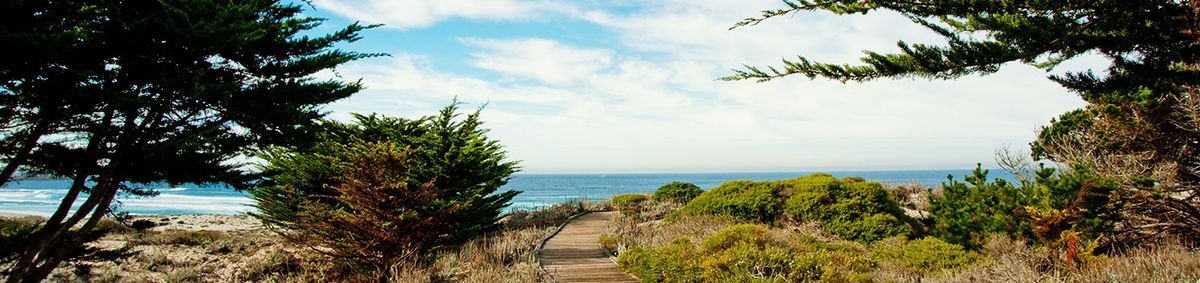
320,1,1103,172
312,0,575,29
462,38,615,85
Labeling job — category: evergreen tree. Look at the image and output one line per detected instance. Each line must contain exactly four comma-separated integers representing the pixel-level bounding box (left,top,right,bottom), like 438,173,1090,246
723,0,1200,243
250,104,520,275
0,1,378,281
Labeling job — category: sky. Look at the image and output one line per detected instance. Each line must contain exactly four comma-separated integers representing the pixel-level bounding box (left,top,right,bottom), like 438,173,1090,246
299,0,1104,173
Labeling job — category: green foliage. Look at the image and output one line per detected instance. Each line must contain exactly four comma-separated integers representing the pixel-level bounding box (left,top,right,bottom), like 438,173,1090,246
617,225,874,282
250,104,519,271
670,180,783,223
611,194,649,215
782,174,918,243
1023,165,1119,245
872,237,977,276
618,239,706,283
654,182,703,203
929,164,1035,249
929,164,1118,250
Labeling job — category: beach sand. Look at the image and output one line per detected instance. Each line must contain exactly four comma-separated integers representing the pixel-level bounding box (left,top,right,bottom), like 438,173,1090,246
126,214,264,232
0,213,263,231
2,213,293,282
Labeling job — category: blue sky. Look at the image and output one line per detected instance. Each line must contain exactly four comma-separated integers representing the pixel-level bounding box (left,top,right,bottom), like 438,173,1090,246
300,0,1103,173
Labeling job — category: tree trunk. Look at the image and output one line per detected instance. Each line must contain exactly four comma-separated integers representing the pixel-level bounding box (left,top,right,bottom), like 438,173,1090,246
7,111,128,283
0,116,51,188
5,180,117,283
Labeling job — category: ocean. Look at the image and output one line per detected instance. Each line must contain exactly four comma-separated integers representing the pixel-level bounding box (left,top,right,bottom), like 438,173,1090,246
0,169,1013,216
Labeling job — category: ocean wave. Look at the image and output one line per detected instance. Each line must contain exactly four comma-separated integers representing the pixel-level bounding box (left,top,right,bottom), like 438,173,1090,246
162,187,189,192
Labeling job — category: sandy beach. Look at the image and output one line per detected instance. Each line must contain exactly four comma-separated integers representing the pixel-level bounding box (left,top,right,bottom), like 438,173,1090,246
0,213,263,232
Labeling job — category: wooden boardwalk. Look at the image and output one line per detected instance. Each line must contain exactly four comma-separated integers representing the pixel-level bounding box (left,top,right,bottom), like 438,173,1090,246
539,211,638,282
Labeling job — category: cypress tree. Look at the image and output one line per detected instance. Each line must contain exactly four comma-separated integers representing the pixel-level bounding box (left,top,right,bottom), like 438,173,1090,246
0,1,378,281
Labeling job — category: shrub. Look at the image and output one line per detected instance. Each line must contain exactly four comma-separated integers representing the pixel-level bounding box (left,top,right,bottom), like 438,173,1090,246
670,180,783,223
1,217,41,263
872,237,977,276
929,164,1118,252
617,238,705,282
928,165,1034,249
701,243,821,282
611,194,649,215
618,224,874,283
654,182,703,204
783,174,919,243
250,104,519,273
130,219,157,231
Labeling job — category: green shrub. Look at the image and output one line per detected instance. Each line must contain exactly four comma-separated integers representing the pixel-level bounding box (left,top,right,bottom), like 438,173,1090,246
617,238,705,282
611,194,649,215
670,180,783,223
654,182,703,204
702,243,820,282
928,165,1033,249
871,237,977,275
929,164,1117,251
618,224,874,283
782,174,918,243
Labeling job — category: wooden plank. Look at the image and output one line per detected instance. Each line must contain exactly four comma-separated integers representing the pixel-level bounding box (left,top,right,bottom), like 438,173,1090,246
539,211,639,282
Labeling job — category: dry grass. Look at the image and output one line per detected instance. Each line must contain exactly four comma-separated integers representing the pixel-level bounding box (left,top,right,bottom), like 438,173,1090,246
386,200,594,282
600,213,740,255
919,236,1200,283
38,201,594,282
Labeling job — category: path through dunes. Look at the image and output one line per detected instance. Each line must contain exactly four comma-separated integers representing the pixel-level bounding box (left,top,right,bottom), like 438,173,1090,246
539,211,638,282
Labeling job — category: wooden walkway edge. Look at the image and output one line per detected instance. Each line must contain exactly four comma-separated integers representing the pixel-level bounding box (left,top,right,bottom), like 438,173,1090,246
538,211,638,282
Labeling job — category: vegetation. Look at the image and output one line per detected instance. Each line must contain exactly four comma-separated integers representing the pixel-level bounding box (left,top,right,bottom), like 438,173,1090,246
249,105,519,275
654,182,703,204
783,174,918,243
722,0,1200,245
930,164,1120,259
606,184,1200,282
618,224,875,282
0,0,376,280
670,180,783,223
611,194,650,215
870,237,977,277
929,166,1036,249
668,174,919,243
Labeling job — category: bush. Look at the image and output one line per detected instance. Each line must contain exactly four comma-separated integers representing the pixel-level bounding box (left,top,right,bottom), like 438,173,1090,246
1,217,41,263
618,224,874,283
872,237,977,276
928,165,1034,249
131,219,157,231
654,182,703,204
782,174,919,243
669,180,783,223
929,164,1118,251
611,194,649,215
250,104,519,272
618,238,705,282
